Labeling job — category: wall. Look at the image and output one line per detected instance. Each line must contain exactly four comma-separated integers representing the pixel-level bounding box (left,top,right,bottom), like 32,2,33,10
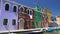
47,10,52,23
0,0,18,30
56,16,60,26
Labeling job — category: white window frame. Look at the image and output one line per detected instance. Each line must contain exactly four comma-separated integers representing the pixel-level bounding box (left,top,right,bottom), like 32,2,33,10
4,2,10,11
3,19,8,25
19,6,25,12
13,5,18,12
26,9,33,15
26,9,33,19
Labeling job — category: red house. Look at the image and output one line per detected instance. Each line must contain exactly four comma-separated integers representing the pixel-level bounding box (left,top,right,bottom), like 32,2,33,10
18,5,34,29
25,8,34,29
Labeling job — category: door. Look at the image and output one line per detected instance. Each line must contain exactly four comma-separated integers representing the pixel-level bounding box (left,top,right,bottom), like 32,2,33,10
19,18,24,29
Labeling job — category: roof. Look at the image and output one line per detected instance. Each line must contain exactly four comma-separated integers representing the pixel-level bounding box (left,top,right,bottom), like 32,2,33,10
5,0,34,9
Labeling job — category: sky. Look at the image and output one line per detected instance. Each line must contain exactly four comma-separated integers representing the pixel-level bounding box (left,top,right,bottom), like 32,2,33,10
13,0,60,16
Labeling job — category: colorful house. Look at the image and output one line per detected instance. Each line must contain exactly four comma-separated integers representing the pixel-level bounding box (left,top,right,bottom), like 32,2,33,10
42,8,48,27
34,6,43,28
47,10,54,27
18,5,34,29
52,16,58,27
56,16,60,26
55,16,60,34
47,10,52,23
0,0,18,30
18,5,25,29
24,7,34,29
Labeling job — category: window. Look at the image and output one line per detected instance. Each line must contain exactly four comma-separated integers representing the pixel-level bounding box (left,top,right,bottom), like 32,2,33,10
27,10,29,14
5,4,9,11
20,7,24,12
32,22,34,26
51,16,54,21
34,11,37,17
26,21,30,26
27,9,33,15
13,6,17,12
12,19,16,25
3,19,8,25
30,10,32,15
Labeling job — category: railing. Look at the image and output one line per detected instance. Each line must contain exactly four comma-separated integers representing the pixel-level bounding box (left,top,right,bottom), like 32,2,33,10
0,27,60,34
0,28,47,33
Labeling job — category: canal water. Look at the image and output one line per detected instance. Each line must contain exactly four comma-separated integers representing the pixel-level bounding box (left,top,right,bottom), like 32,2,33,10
27,30,60,34
43,30,60,34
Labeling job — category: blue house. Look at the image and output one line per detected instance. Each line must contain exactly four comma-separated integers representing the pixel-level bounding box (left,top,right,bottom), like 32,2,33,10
0,0,18,30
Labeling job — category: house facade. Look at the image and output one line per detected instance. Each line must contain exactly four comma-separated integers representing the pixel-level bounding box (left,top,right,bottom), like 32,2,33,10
18,5,25,29
42,8,48,27
18,5,34,29
34,6,43,28
56,16,60,26
0,0,18,30
25,7,34,29
47,10,52,22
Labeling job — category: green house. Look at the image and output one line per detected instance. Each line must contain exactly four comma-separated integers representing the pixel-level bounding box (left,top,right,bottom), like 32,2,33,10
34,6,43,28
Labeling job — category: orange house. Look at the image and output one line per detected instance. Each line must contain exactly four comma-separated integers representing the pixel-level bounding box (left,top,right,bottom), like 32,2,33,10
56,16,60,26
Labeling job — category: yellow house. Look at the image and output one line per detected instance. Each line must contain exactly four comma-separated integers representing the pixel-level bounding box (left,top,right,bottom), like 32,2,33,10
47,10,52,23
